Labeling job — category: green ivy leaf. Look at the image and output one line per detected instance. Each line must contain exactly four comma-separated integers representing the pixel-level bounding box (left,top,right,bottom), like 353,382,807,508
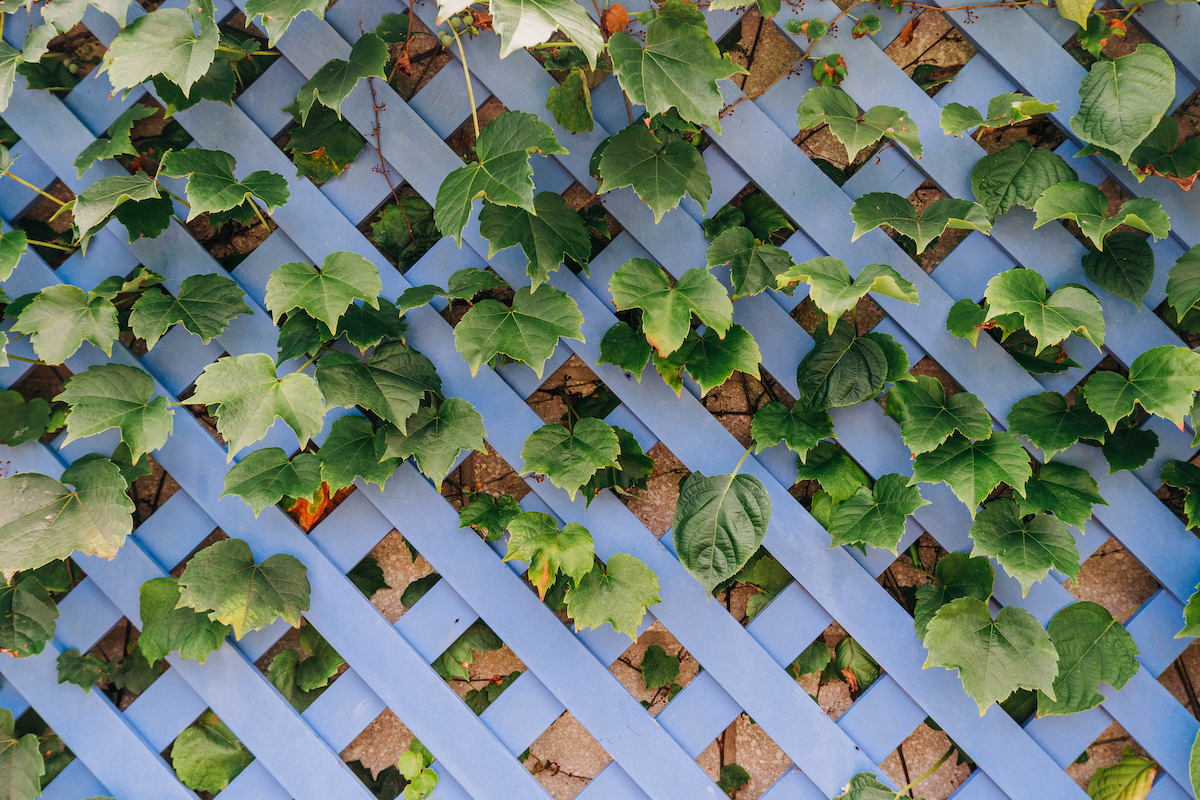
680,324,761,396
243,0,327,46
827,474,929,553
749,401,833,462
73,103,156,178
1080,232,1154,311
479,192,590,289
968,499,1079,596
941,92,1057,137
795,319,891,411
1036,601,1138,716
458,493,522,542
1006,391,1106,460
1100,423,1158,474
294,33,388,123
318,415,397,491
1033,181,1170,250
397,268,507,315
609,260,731,357
12,284,118,364
520,418,620,501
851,193,991,255
945,298,989,346
607,0,745,132
100,6,218,98
1126,116,1200,188
597,123,711,222
565,552,660,638
777,257,918,333
884,375,991,455
970,141,1077,220
597,321,652,378
788,640,831,680
1081,345,1200,430
0,229,26,282
130,273,252,349
913,552,994,640
370,196,442,273
381,397,486,483
431,619,501,681
672,470,772,593
1160,460,1200,531
177,538,310,639
910,430,1032,517
1086,749,1157,800
491,0,603,67
434,111,567,246
1070,44,1175,165
923,596,1058,715
706,226,792,299
796,86,921,161
0,391,51,448
336,299,406,353
0,456,133,579
984,268,1105,352
454,283,584,377
1166,244,1200,323
640,644,680,690
71,173,162,253
0,707,43,800
190,353,326,459
266,649,320,712
138,576,231,664
158,148,289,222
56,647,108,693
171,710,254,793
546,69,593,134
794,441,868,503
0,575,59,657
347,556,390,598
503,512,594,598
296,624,343,691
265,251,381,334
58,363,173,460
317,341,440,426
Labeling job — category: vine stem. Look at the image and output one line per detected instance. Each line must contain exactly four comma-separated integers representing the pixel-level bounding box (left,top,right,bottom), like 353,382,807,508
900,745,955,793
250,201,271,231
215,45,276,56
5,354,45,365
367,75,413,239
450,25,481,140
161,188,191,208
532,41,582,49
4,173,67,207
25,238,75,252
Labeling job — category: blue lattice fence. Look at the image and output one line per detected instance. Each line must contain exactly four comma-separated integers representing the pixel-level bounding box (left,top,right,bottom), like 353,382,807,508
1,0,1199,796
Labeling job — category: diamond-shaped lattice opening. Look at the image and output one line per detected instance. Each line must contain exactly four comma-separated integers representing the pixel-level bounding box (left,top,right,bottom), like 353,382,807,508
14,708,75,791
440,442,531,509
721,8,801,96
446,97,509,162
341,709,436,795
254,619,350,710
163,707,256,796
1159,639,1200,721
524,711,613,798
785,621,880,722
795,110,872,181
359,184,443,273
131,453,182,526
609,621,699,715
883,11,977,98
80,616,168,710
876,532,948,622
217,12,281,98
791,293,886,337
1065,721,1155,792
440,276,515,328
23,23,106,99
721,183,800,247
563,182,622,265
13,178,75,267
695,709,793,798
527,354,614,424
628,441,689,537
879,719,973,800
904,180,973,273
355,529,439,624
5,364,71,446
185,203,279,272
388,14,456,101
713,546,794,625
1065,536,1160,616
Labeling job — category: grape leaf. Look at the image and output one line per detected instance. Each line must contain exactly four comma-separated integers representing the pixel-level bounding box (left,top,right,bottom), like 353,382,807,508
431,619,501,681
1086,749,1157,800
276,311,329,364
673,470,772,593
243,0,328,46
680,324,761,396
294,33,388,123
913,552,994,640
968,499,1079,596
347,556,390,598
924,597,1058,715
370,196,442,273
610,260,731,357
434,111,567,246
0,456,133,579
750,401,833,461
740,194,792,241
946,298,990,346
910,430,1032,516
223,448,322,517
71,173,162,253
316,341,440,425
336,300,407,353
607,0,745,132
1160,461,1200,531
565,553,660,638
941,92,1057,137
177,538,309,639
73,103,157,178
381,397,486,482
546,68,593,134
454,283,584,377
265,251,382,333
59,647,110,693
0,44,19,113
1166,244,1200,323
130,273,252,348
776,257,918,333
796,86,921,161
1006,391,1106,460
1016,463,1106,536
1033,181,1170,250
190,353,326,459
267,649,320,712
520,418,620,501
640,644,680,690
1081,345,1200,430
0,707,42,800
832,772,907,800
284,101,366,176
459,492,522,541
0,575,58,657
318,414,397,491
12,284,119,365
827,474,929,553
171,710,253,793
598,321,652,378
1081,232,1154,309
970,141,1077,220
794,441,868,503
296,624,343,691
1070,44,1175,165
597,122,711,222
158,148,289,222
1126,116,1200,190
1100,423,1158,473
0,229,26,282
834,637,880,693
789,640,831,680
795,319,890,411
479,192,590,289
984,268,1105,352
397,268,507,315
100,6,218,98
152,57,236,117
58,363,173,460
1182,582,1200,638
0,391,50,448
1036,601,1138,716
503,512,594,598
706,226,793,299
851,193,991,255
491,0,604,67
884,375,992,455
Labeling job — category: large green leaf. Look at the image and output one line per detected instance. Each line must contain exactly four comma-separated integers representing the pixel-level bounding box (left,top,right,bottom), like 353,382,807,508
1036,601,1138,716
970,141,1077,220
607,0,745,132
503,512,594,598
546,69,593,134
0,391,51,448
1126,116,1200,188
431,619,502,680
640,644,680,690
316,342,440,425
336,300,406,353
910,430,1032,517
12,285,118,365
796,86,921,161
1018,462,1107,532
73,103,157,178
454,283,584,377
1006,391,1106,460
597,122,711,222
1086,749,1158,800
294,33,388,123
177,538,309,639
222,448,321,516
776,257,918,333
851,193,991,255
0,43,19,113
158,148,289,222
913,552,994,640
318,414,397,491
680,324,761,396
968,499,1079,596
884,375,992,455
1081,345,1200,430
0,456,133,579
58,363,173,460
491,0,604,67
1100,423,1158,474
459,493,522,541
565,553,660,638
285,102,366,181
1033,181,1170,250
130,273,252,348
434,111,567,246
706,226,792,299
0,575,59,657
673,470,772,593
265,251,381,333
381,397,486,482
137,576,231,664
827,474,929,553
923,596,1058,715
267,649,320,712
100,6,218,97
598,321,652,378
295,624,343,691
795,440,869,503
72,173,163,253
370,196,442,273
243,0,327,46
479,192,590,289
941,92,1058,137
750,401,833,462
984,268,1105,352
0,707,43,800
397,267,507,316
1070,44,1175,165
189,353,326,459
1166,244,1200,323
0,229,26,282
520,418,620,501
609,260,731,357
1081,233,1154,309
795,319,890,411
171,710,254,793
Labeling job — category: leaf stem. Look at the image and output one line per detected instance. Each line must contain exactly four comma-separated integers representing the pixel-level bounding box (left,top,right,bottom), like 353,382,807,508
732,444,753,476
25,238,76,253
4,173,67,207
4,354,45,365
901,745,954,793
215,45,277,57
294,345,331,375
250,201,271,231
532,40,581,50
161,188,191,208
450,25,481,141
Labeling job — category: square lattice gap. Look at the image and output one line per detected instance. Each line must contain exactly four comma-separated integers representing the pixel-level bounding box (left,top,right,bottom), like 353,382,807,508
791,293,887,337
876,532,949,623
694,712,793,800
1064,537,1159,618
720,8,800,98
445,97,508,163
788,621,883,723
1065,722,1153,792
882,11,977,98
716,546,795,626
440,442,531,510
524,711,613,799
526,355,616,425
356,183,441,274
354,529,438,624
23,22,106,100
183,201,279,273
87,615,167,711
12,178,75,267
14,707,75,792
254,617,350,701
1159,639,1200,722
388,14,456,102
903,180,973,273
6,363,71,445
341,708,423,790
609,621,699,716
879,719,973,800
